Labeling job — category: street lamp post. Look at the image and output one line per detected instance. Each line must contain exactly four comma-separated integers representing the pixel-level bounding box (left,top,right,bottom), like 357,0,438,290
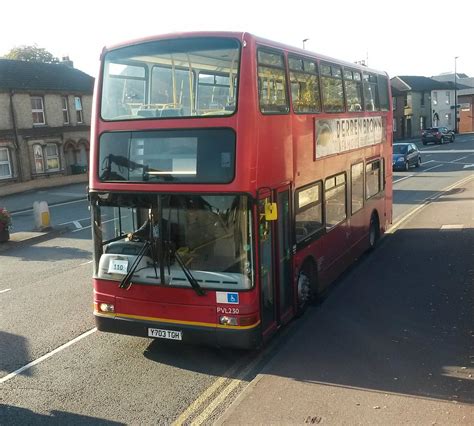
454,56,459,133
302,38,309,50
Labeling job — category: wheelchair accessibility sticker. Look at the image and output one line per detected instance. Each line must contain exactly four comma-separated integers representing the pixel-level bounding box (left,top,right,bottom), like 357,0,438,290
216,292,239,304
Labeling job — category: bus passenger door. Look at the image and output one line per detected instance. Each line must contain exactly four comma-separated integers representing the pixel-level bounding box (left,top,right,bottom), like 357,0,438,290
258,196,276,336
276,187,293,324
258,186,293,338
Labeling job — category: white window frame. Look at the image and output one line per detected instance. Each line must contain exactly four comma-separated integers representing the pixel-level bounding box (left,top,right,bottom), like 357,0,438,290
62,96,70,124
0,147,12,179
432,91,438,106
31,96,45,125
33,144,45,173
45,143,60,171
33,143,60,173
74,96,84,123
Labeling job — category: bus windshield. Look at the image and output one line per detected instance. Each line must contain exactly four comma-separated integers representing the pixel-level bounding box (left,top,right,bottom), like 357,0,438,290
92,193,253,290
101,37,240,120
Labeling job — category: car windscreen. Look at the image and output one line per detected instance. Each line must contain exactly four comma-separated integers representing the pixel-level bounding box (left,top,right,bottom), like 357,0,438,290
393,145,407,154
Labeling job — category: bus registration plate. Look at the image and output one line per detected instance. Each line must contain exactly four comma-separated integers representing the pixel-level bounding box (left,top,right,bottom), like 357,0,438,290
148,328,182,340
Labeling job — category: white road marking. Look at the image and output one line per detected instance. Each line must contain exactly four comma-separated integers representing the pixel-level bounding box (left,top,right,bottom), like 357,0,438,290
387,174,474,234
72,216,117,233
58,217,91,226
422,160,434,165
422,164,443,172
73,221,83,229
10,199,87,216
0,328,97,384
440,224,464,231
393,174,414,184
420,149,474,154
79,260,93,266
452,156,469,162
463,164,474,169
0,288,12,294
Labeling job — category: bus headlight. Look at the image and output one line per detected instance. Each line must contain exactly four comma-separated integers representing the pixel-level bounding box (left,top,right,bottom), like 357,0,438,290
99,303,115,313
219,316,238,326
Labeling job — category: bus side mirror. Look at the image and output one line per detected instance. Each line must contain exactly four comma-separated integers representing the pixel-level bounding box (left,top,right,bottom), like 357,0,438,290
264,201,278,221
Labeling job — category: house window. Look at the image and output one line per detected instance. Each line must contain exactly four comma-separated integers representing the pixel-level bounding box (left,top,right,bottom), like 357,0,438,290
422,116,427,130
0,148,12,179
420,92,425,107
31,96,45,125
433,91,438,105
392,97,396,110
33,143,60,173
446,91,450,105
74,96,84,123
45,144,60,171
33,144,44,173
62,97,70,124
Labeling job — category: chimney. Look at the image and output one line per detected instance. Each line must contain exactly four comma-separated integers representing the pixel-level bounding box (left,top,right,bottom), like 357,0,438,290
61,56,74,68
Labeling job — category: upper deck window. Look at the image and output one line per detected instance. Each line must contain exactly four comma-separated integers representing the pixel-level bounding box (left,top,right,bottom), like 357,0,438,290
257,50,289,114
363,73,380,111
101,37,240,120
289,56,321,113
321,63,344,113
344,69,363,112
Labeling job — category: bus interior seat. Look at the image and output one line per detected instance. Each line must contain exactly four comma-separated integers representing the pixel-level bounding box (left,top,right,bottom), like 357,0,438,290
137,109,161,118
161,108,183,117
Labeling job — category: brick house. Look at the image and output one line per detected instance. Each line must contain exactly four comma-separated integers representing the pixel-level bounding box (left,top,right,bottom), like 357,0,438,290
390,76,463,140
0,59,94,192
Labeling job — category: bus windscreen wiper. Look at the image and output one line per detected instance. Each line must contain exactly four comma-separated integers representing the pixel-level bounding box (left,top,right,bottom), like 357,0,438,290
172,248,205,296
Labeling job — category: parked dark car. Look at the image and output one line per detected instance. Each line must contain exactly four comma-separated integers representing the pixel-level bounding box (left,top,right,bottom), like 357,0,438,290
421,127,455,145
393,143,421,171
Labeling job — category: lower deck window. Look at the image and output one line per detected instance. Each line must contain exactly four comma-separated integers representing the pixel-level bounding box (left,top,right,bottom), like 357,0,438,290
325,173,347,228
295,182,322,242
366,160,381,199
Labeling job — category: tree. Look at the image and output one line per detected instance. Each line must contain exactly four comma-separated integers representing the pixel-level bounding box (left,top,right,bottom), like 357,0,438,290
3,45,59,63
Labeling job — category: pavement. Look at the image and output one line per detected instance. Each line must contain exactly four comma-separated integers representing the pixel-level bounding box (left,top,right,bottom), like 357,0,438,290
0,182,88,252
218,175,474,425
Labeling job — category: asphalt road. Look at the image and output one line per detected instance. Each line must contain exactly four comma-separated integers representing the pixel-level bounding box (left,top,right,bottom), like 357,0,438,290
1,134,473,424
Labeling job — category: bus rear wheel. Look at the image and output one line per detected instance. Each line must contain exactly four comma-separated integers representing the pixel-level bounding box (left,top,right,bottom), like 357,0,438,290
297,261,318,315
368,213,380,251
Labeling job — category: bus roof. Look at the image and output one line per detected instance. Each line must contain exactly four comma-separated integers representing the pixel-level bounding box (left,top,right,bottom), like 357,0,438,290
102,31,388,77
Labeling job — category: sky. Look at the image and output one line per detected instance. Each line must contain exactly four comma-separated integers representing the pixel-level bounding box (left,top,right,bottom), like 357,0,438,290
2,0,472,80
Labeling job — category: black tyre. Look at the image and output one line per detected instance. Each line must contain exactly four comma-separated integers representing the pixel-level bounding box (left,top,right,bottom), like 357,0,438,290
415,157,421,168
296,261,318,315
404,161,409,171
368,214,380,251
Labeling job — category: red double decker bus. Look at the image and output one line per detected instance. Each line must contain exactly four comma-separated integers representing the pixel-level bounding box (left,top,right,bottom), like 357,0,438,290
90,32,392,349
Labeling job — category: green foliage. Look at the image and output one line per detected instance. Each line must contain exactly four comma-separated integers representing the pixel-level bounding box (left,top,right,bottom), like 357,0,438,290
3,44,59,63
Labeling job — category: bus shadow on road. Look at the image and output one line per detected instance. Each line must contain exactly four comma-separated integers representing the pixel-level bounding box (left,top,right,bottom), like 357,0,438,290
269,226,474,405
0,331,30,379
143,338,250,377
0,245,91,262
0,404,124,425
